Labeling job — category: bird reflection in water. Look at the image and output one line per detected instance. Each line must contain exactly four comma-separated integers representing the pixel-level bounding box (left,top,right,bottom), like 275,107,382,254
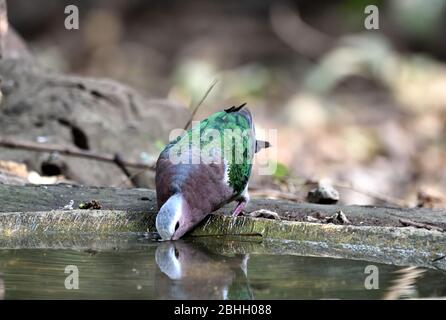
155,241,254,300
384,266,426,300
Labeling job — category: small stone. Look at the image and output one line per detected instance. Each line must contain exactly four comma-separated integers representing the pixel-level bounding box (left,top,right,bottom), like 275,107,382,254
84,248,97,256
305,216,319,222
307,183,340,204
62,200,74,210
325,210,350,224
249,209,281,220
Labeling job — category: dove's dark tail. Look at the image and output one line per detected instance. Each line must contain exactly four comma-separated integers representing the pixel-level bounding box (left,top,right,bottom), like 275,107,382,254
224,102,247,113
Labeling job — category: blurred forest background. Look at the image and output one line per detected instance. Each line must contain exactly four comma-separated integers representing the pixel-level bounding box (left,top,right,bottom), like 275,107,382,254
1,0,446,207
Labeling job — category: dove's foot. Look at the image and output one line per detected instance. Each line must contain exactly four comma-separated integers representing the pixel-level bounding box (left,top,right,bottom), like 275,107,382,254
232,200,247,217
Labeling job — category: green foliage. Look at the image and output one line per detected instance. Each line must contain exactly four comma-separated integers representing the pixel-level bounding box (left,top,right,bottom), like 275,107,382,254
272,162,290,181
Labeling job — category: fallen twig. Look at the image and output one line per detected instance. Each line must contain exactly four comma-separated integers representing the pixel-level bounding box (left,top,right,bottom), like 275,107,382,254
183,79,218,130
305,211,351,225
113,153,137,187
0,137,155,171
399,218,444,232
432,255,446,263
114,167,150,187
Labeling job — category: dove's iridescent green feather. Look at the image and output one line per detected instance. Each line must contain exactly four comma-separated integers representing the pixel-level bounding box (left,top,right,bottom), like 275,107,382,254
164,108,255,195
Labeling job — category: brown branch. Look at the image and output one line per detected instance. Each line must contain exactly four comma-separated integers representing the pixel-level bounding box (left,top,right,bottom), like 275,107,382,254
183,79,218,130
331,182,407,208
112,153,137,187
399,218,445,232
0,137,155,171
113,167,149,187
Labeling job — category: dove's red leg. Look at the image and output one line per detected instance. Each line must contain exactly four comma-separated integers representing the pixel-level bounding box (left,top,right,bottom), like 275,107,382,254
232,200,247,217
232,185,250,217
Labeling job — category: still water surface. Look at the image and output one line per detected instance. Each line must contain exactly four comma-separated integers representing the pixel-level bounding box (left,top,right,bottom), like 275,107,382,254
0,236,445,299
